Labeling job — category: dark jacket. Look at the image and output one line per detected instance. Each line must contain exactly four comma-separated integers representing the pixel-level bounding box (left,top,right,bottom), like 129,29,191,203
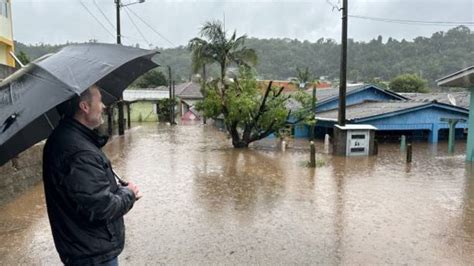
43,118,135,265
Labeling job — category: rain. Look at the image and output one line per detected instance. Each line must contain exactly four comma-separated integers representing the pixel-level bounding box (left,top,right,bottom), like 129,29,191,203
0,123,473,264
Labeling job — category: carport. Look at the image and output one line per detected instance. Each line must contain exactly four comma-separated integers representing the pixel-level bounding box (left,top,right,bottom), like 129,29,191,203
437,66,474,161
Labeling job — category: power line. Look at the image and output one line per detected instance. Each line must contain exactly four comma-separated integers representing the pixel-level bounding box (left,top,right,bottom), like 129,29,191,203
123,7,152,47
124,6,175,47
78,0,115,38
93,0,115,31
349,15,474,26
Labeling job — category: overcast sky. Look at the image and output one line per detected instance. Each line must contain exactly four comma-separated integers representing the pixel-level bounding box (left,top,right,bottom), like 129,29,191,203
12,0,474,48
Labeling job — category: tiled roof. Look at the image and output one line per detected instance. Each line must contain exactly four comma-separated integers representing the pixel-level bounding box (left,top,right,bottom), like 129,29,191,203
258,80,330,93
175,82,203,99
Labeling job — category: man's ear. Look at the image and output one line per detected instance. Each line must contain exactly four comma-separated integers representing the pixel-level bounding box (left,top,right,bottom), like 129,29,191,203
79,101,90,113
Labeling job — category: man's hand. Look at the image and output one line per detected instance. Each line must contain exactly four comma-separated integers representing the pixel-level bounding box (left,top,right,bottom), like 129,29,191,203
126,181,143,200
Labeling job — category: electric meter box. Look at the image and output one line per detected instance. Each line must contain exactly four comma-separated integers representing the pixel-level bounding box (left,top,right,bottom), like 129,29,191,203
334,124,377,156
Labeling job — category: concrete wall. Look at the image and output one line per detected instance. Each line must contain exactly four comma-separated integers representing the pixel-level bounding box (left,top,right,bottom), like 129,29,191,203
0,0,13,40
0,142,44,205
0,62,15,79
0,0,14,67
130,102,159,122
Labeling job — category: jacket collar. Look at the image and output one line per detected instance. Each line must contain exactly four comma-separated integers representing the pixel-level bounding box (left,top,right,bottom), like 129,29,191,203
63,118,109,148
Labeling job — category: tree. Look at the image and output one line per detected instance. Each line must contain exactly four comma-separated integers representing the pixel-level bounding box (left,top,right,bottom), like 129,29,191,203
132,68,168,88
156,98,178,122
188,20,257,83
293,66,313,89
197,67,311,148
389,74,429,93
15,51,30,65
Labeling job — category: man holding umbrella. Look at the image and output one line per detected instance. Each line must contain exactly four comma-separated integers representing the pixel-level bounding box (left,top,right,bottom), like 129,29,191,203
42,85,141,265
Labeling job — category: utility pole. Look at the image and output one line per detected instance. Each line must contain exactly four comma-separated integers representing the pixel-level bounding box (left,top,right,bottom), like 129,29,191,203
115,0,125,135
337,0,348,126
333,0,348,156
311,86,316,140
172,81,176,125
168,66,173,124
115,0,121,45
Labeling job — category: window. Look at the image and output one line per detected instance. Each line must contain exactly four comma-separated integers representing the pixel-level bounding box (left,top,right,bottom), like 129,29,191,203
0,0,8,18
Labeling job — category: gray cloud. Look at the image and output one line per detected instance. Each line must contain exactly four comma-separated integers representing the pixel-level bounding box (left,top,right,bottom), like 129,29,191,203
12,0,474,48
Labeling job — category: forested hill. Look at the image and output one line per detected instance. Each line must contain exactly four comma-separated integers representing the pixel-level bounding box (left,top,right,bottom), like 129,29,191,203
15,26,473,87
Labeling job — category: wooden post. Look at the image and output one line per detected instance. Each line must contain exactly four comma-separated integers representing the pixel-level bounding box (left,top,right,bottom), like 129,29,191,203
172,80,176,125
407,143,412,163
311,87,316,140
168,66,173,124
374,139,378,155
448,119,458,154
118,100,125,135
400,135,406,152
310,141,316,168
126,102,131,129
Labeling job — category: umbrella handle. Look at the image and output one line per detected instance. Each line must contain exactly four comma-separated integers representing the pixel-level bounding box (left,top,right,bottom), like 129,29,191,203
112,169,142,200
112,169,128,186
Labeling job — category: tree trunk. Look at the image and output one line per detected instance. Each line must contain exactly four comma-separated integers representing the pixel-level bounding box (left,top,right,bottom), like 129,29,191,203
233,141,249,148
229,124,250,148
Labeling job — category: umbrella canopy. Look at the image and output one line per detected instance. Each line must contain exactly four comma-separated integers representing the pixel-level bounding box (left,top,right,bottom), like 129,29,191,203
0,43,159,166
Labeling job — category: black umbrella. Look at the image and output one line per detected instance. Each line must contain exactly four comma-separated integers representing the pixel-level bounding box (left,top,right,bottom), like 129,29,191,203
0,43,159,166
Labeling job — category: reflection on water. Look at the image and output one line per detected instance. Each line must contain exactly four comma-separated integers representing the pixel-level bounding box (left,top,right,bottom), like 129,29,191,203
1,123,474,264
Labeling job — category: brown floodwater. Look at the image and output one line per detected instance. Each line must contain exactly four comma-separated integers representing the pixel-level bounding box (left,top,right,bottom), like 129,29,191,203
1,122,474,264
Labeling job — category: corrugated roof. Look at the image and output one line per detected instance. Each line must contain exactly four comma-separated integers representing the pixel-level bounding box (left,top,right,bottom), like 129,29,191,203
128,86,169,91
437,66,474,88
175,82,203,99
315,101,427,121
310,84,366,102
399,92,470,109
123,89,169,101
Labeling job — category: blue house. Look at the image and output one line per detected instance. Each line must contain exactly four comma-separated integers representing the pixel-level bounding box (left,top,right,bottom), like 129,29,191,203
316,84,408,112
315,100,468,143
291,84,470,143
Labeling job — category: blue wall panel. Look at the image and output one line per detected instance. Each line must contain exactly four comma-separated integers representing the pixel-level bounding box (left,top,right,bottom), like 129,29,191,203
313,105,468,143
359,106,468,143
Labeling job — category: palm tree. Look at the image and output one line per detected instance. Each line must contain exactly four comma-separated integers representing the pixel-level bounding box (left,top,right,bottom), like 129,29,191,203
295,66,312,89
188,20,257,85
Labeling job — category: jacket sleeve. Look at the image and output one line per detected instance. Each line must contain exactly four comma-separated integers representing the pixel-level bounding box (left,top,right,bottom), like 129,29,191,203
62,151,136,222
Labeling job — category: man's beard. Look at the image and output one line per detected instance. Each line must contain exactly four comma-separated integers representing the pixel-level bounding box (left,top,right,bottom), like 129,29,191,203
91,114,105,129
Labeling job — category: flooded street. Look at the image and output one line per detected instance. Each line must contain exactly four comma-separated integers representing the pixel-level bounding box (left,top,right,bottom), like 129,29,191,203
1,123,474,264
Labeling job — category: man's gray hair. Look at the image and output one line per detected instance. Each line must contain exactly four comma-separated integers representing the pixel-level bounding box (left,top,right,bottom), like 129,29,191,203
63,86,97,118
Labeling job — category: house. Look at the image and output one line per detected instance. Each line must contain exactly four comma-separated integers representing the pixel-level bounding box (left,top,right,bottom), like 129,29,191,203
258,80,332,94
174,82,204,118
315,100,469,143
123,87,169,122
289,84,470,143
437,66,474,160
0,0,15,79
314,84,408,112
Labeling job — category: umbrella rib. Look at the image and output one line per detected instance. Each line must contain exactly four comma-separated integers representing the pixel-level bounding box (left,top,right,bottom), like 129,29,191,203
43,113,55,130
31,63,78,95
99,87,118,102
9,84,13,103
